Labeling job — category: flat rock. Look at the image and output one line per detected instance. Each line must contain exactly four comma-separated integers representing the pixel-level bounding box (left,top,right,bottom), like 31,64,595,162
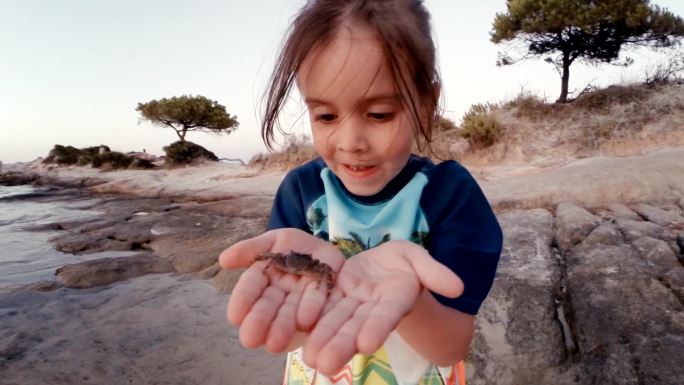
0,274,284,385
607,203,642,221
23,281,63,292
55,254,175,288
0,331,45,362
468,209,568,384
150,216,267,273
0,171,38,186
567,222,684,385
52,228,153,254
631,236,684,303
494,209,556,282
44,196,269,275
193,263,222,280
554,202,600,252
632,203,684,226
614,218,665,242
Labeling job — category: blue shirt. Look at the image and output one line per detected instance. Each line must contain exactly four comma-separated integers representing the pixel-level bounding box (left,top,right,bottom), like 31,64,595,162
268,155,502,315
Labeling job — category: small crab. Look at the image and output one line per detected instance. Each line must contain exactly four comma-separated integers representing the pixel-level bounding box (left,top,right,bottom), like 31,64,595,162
254,251,335,292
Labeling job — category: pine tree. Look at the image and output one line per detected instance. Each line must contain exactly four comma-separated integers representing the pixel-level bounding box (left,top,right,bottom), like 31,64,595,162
491,0,684,102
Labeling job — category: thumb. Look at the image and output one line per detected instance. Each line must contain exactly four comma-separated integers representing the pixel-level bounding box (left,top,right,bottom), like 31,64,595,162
398,242,464,298
218,230,277,269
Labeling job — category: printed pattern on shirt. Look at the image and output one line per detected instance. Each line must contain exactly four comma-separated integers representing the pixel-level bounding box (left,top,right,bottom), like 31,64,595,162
269,156,499,385
288,168,444,385
283,346,458,385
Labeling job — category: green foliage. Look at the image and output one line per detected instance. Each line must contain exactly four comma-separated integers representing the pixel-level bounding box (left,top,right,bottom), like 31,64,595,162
43,145,83,165
91,152,133,169
331,231,391,259
130,158,156,169
44,145,109,165
163,140,218,167
136,95,239,141
43,144,155,170
76,155,93,166
80,145,111,157
410,231,430,247
491,0,684,102
459,104,502,148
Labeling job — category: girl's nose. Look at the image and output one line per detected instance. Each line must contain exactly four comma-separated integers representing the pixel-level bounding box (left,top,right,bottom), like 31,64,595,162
334,115,369,153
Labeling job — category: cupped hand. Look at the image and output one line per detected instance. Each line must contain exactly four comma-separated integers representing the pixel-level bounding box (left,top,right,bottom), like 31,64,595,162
302,240,464,375
219,228,345,353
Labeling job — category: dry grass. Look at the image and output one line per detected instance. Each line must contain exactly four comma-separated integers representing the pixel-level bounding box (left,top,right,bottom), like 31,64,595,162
461,81,684,169
249,134,317,170
249,81,684,172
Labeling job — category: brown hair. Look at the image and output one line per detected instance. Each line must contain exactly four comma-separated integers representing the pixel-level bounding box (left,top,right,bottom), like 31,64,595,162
261,0,441,151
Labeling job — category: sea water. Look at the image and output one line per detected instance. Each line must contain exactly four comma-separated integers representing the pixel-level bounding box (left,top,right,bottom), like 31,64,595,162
0,185,137,288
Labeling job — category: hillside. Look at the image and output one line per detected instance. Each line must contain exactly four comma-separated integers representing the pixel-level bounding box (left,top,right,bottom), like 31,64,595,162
431,82,684,178
250,82,684,180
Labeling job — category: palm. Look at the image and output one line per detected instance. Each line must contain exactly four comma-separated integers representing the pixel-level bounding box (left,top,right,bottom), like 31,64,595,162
219,228,345,353
303,240,464,375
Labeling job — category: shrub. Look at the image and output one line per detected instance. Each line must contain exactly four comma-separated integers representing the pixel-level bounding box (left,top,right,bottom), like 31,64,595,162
459,104,502,148
44,144,114,166
43,145,83,165
80,145,111,157
130,158,156,169
505,94,558,121
572,84,651,111
92,151,133,170
76,155,93,166
163,140,218,167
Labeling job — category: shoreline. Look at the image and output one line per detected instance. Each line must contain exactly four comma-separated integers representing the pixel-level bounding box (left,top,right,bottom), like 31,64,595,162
2,147,684,384
0,182,285,385
5,146,684,210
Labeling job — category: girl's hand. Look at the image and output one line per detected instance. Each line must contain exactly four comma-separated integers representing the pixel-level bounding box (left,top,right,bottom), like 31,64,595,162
219,228,345,353
302,240,464,375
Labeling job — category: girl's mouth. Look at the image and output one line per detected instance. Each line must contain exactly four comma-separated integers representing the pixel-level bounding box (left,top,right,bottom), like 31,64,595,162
343,164,377,178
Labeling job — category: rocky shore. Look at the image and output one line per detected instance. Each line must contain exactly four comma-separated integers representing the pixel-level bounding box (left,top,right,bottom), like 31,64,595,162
473,201,683,385
1,148,683,385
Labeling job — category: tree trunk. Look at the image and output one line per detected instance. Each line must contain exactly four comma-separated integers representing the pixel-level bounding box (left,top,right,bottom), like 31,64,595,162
174,128,186,142
557,52,571,103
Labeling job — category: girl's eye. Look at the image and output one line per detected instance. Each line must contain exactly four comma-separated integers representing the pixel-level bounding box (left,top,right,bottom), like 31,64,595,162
315,114,336,123
367,112,394,122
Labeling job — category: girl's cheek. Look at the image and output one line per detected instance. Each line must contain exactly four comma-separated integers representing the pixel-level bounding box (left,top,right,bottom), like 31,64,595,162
311,127,334,152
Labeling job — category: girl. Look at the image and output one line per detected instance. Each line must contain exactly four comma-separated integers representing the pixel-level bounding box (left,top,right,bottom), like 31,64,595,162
219,1,503,384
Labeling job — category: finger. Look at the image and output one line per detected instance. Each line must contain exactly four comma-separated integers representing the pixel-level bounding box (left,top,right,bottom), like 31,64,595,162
316,302,372,375
303,297,360,368
218,231,277,269
265,285,301,353
267,267,298,292
322,287,344,314
296,279,327,331
239,285,286,348
356,299,411,355
400,243,464,298
227,265,269,326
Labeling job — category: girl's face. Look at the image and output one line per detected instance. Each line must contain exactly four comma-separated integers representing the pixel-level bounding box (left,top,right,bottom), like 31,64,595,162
298,25,417,196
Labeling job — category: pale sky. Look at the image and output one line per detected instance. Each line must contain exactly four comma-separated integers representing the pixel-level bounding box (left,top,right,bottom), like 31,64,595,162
1,0,682,164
